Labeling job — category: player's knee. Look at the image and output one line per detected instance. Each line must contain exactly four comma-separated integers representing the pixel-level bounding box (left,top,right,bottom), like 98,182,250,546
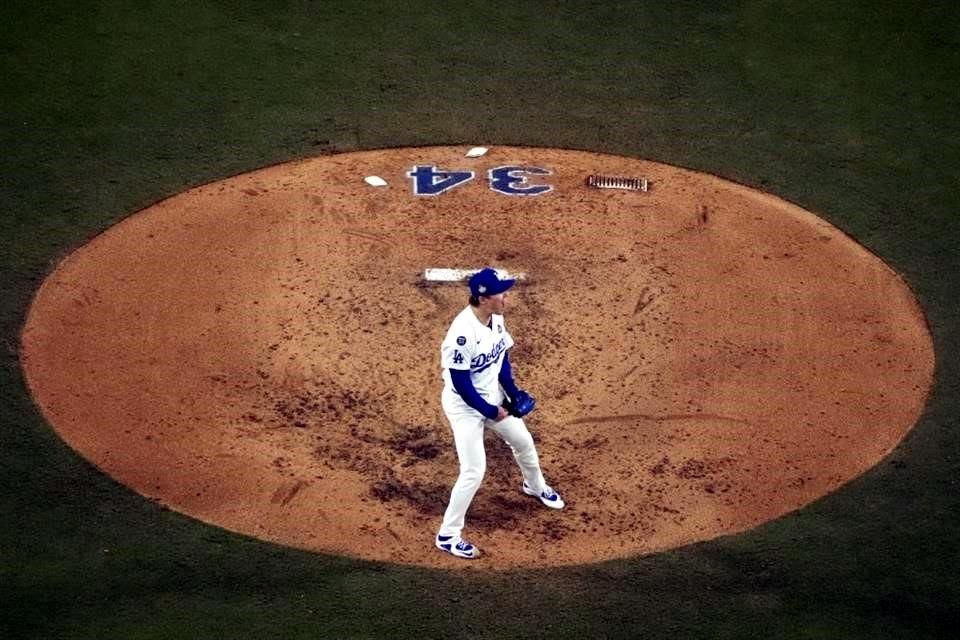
512,431,536,455
459,462,486,488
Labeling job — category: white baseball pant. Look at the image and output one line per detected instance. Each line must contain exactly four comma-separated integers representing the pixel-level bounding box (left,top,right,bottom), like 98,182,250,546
437,390,547,539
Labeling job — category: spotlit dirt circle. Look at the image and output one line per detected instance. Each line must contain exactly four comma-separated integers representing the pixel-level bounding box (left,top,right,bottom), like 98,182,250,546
21,146,933,569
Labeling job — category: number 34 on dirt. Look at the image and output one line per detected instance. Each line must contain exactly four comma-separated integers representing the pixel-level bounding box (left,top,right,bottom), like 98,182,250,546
407,165,552,196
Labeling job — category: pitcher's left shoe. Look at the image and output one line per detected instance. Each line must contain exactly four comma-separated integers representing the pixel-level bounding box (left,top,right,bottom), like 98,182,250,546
522,481,564,509
435,534,480,559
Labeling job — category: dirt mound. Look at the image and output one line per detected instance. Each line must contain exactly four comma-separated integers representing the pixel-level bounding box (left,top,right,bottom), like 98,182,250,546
20,147,934,568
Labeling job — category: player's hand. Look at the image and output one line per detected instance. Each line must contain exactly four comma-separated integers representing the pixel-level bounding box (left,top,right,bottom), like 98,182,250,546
495,406,510,422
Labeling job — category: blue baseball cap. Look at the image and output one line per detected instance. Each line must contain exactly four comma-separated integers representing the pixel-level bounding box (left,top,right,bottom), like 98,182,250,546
468,267,515,297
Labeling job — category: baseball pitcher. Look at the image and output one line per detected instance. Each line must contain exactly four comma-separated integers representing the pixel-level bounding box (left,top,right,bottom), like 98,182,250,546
435,267,563,560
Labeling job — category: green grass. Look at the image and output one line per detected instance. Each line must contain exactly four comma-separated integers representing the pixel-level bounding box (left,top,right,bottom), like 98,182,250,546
3,1,959,638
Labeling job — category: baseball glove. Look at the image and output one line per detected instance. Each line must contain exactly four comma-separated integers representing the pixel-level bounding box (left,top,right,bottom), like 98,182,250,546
503,390,536,418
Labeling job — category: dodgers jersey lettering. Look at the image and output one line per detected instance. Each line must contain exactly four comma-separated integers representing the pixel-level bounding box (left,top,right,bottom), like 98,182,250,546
441,306,514,406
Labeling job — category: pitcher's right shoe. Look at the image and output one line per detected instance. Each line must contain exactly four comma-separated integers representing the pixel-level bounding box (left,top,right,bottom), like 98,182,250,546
435,534,480,559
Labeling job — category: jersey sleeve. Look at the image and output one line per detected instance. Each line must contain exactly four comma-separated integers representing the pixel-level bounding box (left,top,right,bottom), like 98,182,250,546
498,350,520,399
441,328,474,370
450,369,500,419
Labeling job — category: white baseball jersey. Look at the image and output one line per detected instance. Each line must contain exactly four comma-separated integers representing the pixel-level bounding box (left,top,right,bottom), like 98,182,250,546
440,306,514,408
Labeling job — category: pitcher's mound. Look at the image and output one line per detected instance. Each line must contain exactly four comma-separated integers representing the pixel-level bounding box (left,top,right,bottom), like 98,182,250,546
20,147,934,569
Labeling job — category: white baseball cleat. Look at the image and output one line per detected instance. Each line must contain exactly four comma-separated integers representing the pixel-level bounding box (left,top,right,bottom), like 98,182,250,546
522,481,565,509
435,534,480,559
